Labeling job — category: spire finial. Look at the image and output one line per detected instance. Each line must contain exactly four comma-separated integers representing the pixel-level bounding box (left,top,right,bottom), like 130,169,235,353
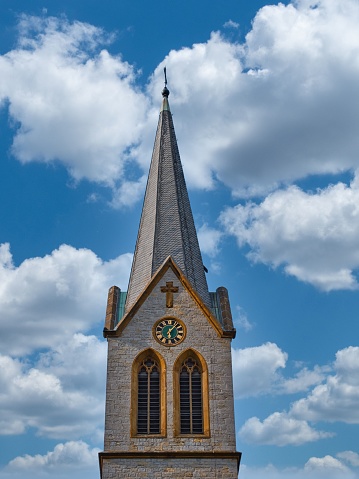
162,67,169,98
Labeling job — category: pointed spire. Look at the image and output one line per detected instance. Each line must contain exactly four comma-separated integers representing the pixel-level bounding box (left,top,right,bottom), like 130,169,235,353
125,74,210,311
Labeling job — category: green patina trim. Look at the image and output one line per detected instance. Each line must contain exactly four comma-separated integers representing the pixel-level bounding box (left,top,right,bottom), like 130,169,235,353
209,292,222,325
115,291,128,327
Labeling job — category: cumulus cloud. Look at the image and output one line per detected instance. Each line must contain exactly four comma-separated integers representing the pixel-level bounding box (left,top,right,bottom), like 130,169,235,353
241,455,357,479
197,223,223,258
223,20,240,29
2,0,359,207
0,334,106,439
304,455,351,475
0,15,147,187
5,441,99,479
233,305,254,332
0,243,132,355
280,365,329,395
337,451,359,468
220,177,359,291
0,242,131,441
145,0,359,195
110,175,147,208
240,347,359,447
239,412,332,446
232,342,287,397
232,342,327,398
291,347,359,423
37,333,106,396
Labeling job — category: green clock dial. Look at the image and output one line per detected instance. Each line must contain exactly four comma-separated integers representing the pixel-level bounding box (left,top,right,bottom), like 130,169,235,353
154,318,186,346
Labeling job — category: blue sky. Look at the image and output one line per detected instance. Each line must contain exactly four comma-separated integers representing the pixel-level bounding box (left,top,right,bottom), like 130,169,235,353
1,0,359,478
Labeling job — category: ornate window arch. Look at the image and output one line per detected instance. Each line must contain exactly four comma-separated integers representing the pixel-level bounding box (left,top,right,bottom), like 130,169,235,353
174,349,210,436
131,349,166,437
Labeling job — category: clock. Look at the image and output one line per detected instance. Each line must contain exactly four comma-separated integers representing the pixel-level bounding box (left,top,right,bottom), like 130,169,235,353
153,318,186,346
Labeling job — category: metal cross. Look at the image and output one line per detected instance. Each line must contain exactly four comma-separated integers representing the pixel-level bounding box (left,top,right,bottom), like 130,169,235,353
160,281,178,308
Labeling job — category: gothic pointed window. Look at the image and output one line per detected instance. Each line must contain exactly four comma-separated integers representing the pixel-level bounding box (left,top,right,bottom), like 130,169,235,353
131,349,166,437
180,357,203,434
137,357,160,434
174,349,210,436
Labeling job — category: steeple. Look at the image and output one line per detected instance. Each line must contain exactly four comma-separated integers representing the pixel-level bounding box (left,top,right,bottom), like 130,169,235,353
125,73,210,311
100,70,240,479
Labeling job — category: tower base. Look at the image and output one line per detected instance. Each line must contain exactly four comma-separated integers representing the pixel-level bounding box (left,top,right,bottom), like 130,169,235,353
99,451,241,478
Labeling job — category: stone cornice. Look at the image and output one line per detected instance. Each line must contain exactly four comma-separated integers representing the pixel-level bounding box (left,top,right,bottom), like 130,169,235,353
98,450,242,478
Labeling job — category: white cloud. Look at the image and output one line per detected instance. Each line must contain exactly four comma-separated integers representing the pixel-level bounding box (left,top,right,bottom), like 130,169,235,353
230,340,327,399
232,342,287,397
220,178,359,291
291,347,359,424
8,440,99,469
144,0,359,195
0,243,132,355
0,243,130,439
37,333,106,395
223,20,240,29
280,366,328,395
2,0,359,205
197,223,223,258
0,334,106,439
0,15,147,187
233,305,253,332
305,455,351,475
4,441,99,479
110,175,147,208
239,412,332,446
241,456,357,479
239,346,359,447
337,451,359,468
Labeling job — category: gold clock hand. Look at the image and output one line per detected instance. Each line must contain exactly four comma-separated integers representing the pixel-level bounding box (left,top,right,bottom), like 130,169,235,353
168,322,178,333
167,322,178,338
167,321,178,338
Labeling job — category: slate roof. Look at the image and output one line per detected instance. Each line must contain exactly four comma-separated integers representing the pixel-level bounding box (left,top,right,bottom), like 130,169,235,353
125,86,210,311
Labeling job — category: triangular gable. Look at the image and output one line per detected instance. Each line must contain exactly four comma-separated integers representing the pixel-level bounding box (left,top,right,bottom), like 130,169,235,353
103,256,234,339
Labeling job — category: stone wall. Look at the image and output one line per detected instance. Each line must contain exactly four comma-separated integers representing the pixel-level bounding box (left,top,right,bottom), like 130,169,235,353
103,267,238,477
101,457,239,478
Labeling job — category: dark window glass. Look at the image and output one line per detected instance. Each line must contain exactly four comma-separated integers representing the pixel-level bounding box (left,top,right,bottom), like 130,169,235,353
137,358,160,434
179,357,203,434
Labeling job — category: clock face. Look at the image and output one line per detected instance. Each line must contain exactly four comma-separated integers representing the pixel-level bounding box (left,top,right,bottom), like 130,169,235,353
154,318,186,346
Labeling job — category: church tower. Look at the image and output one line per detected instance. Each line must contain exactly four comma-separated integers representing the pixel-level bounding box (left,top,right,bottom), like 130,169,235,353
99,76,241,478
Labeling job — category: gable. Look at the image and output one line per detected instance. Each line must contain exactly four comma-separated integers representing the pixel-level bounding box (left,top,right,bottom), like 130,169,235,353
103,256,235,340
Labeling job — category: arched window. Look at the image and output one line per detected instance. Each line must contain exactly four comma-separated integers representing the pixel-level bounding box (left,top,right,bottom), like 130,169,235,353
180,357,203,434
131,349,166,437
137,357,160,434
174,349,210,436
